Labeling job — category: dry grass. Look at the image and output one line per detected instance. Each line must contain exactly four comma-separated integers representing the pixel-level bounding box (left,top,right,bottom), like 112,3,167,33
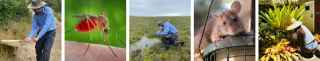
0,45,15,61
0,15,61,61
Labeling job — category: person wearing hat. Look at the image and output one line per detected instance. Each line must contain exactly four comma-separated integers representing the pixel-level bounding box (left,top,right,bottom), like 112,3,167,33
286,19,320,58
156,20,178,49
24,0,56,61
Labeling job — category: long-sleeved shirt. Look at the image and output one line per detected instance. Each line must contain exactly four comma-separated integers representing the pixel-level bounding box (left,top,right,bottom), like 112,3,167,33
156,21,177,37
28,5,56,39
300,25,318,49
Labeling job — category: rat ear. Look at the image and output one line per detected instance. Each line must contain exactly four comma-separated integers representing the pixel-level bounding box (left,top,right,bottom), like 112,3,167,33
231,1,241,13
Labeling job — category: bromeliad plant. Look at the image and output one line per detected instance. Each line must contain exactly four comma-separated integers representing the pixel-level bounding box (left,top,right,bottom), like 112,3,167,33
259,4,305,49
260,39,301,61
259,3,306,61
260,4,305,30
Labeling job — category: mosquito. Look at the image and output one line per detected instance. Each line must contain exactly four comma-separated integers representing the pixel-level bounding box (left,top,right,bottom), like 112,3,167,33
73,12,117,57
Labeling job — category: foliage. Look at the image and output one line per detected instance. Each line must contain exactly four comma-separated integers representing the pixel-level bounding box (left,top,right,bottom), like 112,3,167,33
259,0,312,5
0,0,30,26
260,39,301,61
45,0,61,13
259,23,285,51
141,45,190,61
259,3,307,60
0,0,61,28
259,4,306,51
260,4,305,30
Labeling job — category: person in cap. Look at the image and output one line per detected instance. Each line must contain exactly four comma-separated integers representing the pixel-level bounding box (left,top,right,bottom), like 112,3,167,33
156,20,178,49
24,0,56,61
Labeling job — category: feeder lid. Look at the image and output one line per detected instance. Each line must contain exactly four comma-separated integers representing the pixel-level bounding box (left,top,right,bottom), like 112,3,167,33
203,32,255,57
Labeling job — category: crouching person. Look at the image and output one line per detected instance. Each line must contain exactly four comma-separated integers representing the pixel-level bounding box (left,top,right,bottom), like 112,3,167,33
286,20,320,58
156,21,178,49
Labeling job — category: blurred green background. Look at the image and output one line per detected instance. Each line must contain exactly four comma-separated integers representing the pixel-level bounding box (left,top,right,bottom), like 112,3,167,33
65,0,126,48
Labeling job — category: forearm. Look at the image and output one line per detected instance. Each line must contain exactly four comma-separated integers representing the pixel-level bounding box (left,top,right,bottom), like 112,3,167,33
28,30,37,38
156,31,168,36
28,17,39,38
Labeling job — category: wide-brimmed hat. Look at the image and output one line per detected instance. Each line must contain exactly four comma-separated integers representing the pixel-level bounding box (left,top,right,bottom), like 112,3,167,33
28,0,47,9
286,19,302,30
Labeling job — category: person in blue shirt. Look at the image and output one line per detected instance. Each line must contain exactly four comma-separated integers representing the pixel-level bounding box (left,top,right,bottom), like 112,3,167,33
156,21,178,49
24,0,56,61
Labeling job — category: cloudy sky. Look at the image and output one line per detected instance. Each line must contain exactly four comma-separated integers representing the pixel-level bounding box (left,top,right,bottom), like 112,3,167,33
130,0,191,16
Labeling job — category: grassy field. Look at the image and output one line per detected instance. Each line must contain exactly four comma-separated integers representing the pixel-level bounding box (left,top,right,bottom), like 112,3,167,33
130,16,190,61
65,0,126,48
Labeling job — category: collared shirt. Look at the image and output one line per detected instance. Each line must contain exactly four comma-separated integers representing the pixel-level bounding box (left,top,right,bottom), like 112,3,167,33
28,5,56,39
156,21,177,37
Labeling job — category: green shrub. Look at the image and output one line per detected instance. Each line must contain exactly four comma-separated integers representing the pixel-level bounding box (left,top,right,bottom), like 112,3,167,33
0,0,61,28
260,4,304,30
45,0,61,12
259,3,307,57
0,0,30,26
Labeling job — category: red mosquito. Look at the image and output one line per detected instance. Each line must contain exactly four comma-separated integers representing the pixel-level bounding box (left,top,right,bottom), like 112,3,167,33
74,12,117,57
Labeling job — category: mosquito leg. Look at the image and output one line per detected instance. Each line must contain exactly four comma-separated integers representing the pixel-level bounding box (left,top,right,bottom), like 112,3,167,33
83,43,90,56
83,16,92,56
102,30,118,57
107,42,118,57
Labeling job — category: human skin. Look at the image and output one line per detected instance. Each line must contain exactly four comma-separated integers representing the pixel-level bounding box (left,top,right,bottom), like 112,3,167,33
65,41,125,61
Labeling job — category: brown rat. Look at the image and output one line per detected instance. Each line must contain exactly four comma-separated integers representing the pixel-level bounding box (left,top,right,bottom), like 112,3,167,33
195,1,245,60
